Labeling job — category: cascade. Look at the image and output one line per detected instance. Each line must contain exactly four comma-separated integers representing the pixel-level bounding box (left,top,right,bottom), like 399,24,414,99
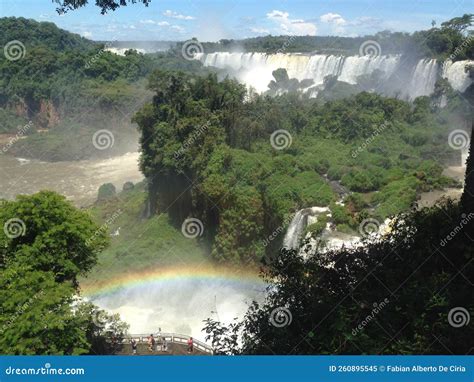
194,52,473,99
282,207,329,249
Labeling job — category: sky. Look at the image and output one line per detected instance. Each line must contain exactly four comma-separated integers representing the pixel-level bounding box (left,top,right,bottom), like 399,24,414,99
0,0,472,41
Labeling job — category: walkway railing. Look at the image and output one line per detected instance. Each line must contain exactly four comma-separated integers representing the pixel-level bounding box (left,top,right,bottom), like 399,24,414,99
124,333,213,354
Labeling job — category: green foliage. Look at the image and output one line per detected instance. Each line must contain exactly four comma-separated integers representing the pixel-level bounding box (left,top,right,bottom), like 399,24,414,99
411,14,473,60
98,183,117,201
330,203,352,227
84,182,209,284
135,68,462,262
0,109,29,133
54,0,150,14
122,181,134,192
0,191,126,355
0,191,108,283
0,17,213,161
204,199,473,354
0,265,89,355
305,215,328,238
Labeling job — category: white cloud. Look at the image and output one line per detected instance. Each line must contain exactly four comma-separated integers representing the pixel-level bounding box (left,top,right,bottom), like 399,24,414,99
139,20,170,27
266,10,317,35
320,13,346,26
320,12,348,35
163,10,195,20
81,31,93,38
250,27,270,34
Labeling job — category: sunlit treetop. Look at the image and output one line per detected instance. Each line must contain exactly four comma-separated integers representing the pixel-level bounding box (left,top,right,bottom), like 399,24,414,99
53,0,151,14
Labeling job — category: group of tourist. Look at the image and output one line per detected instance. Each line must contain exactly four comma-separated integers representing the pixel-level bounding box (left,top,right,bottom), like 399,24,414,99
129,334,194,355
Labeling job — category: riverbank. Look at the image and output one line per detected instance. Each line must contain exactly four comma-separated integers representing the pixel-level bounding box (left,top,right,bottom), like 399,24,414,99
0,151,143,207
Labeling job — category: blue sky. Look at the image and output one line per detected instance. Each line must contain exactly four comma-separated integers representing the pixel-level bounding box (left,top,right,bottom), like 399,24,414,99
0,0,472,41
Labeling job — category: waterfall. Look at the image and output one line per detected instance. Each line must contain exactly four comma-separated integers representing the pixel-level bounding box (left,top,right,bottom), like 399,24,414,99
283,207,329,249
442,60,473,92
402,59,439,99
462,147,469,168
194,52,473,99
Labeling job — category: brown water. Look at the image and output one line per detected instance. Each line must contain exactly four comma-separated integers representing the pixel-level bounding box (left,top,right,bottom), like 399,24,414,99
418,165,465,208
0,152,143,207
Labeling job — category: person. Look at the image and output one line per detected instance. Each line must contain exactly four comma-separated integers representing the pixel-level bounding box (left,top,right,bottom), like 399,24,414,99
131,338,137,355
161,336,168,352
148,334,155,352
187,337,193,353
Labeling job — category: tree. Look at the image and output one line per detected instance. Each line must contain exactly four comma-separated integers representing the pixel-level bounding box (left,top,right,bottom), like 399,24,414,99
76,303,129,355
0,191,127,354
440,14,473,33
98,183,117,201
460,124,474,217
0,265,88,355
0,265,129,354
0,191,108,284
53,0,150,14
204,199,473,354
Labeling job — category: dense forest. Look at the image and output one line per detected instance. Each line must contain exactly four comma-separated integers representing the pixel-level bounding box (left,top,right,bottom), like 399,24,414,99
0,17,207,160
134,68,471,263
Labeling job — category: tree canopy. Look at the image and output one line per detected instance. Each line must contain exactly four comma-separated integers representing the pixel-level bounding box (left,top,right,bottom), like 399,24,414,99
53,0,150,14
134,68,465,264
0,191,128,354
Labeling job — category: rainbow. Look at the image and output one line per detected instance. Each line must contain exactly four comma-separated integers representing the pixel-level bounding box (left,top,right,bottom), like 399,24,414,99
81,264,266,298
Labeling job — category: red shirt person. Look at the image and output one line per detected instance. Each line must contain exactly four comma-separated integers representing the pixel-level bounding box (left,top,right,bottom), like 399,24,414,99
187,337,194,353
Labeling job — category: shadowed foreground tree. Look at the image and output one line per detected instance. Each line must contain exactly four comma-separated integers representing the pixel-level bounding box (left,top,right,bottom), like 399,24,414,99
460,124,474,217
53,0,150,14
204,156,474,354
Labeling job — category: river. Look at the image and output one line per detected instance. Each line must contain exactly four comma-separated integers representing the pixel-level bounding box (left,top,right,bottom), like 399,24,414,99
0,152,143,207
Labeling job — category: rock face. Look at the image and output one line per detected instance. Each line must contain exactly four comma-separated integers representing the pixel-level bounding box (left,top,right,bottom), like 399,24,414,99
10,98,60,130
38,99,60,128
195,52,473,98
